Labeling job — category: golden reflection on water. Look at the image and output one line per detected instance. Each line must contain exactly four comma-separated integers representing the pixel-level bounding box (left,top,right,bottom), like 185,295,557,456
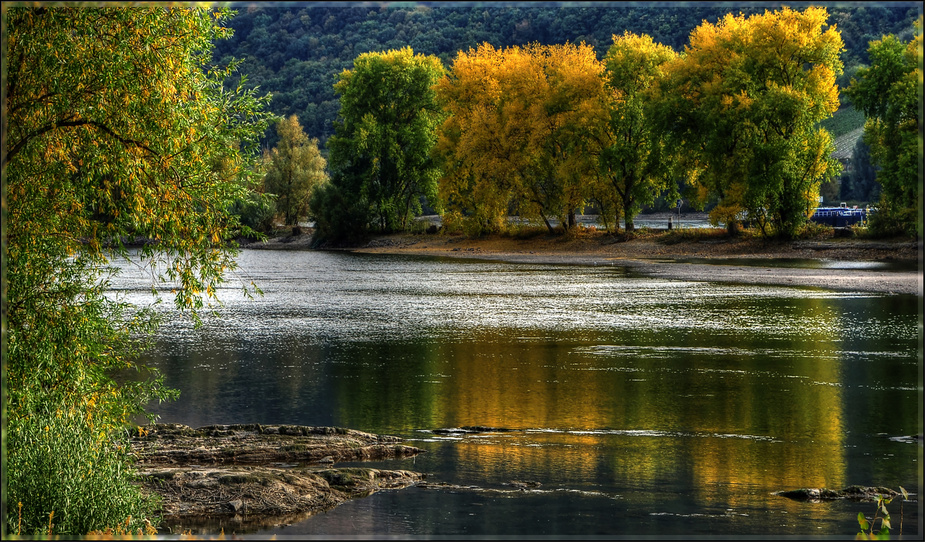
421,296,847,505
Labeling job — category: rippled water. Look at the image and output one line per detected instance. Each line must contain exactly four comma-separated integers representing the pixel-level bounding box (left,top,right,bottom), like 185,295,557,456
107,249,922,537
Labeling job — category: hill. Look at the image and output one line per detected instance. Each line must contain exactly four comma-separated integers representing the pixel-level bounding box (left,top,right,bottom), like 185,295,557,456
211,3,922,149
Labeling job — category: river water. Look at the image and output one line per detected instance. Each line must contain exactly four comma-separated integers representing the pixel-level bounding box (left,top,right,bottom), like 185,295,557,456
108,249,922,538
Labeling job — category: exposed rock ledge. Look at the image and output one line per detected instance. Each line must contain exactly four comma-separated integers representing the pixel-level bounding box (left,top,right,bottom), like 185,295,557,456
130,424,425,534
774,486,903,503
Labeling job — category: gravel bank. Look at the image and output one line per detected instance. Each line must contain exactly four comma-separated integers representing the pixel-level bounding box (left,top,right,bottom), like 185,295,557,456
243,225,922,296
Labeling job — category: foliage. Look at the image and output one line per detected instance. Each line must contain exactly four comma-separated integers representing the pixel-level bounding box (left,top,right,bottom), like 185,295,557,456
596,31,677,232
4,5,272,535
313,47,445,243
856,487,909,539
658,6,845,239
435,41,607,235
228,190,278,236
820,106,866,139
262,114,328,225
845,16,923,238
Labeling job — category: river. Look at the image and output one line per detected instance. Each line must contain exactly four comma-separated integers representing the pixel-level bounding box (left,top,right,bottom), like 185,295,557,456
107,248,922,538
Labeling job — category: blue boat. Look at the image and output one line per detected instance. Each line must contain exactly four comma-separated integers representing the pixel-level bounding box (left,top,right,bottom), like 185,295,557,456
810,203,869,227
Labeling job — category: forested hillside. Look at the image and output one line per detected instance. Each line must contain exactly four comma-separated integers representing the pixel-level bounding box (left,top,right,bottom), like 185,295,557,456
211,3,921,148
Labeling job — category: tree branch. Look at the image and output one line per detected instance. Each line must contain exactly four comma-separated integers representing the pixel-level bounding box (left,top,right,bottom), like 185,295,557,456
3,118,161,167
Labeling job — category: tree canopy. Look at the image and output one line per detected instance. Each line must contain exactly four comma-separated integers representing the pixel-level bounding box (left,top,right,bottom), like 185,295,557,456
209,4,919,148
311,47,445,243
657,6,845,237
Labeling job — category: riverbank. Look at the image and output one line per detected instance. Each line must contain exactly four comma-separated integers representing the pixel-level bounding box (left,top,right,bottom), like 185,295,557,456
130,424,424,534
243,218,922,296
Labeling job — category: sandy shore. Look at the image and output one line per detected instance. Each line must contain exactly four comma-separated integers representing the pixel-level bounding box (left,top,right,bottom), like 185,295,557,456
244,222,922,296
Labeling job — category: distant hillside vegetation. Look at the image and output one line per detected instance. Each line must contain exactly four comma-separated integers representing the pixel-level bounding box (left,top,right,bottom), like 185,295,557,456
824,107,868,161
211,4,921,149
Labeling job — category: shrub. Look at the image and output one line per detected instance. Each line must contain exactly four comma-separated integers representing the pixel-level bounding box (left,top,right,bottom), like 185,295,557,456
6,408,160,536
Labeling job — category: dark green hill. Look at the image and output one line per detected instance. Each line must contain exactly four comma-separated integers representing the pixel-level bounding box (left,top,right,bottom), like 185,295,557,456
211,3,921,149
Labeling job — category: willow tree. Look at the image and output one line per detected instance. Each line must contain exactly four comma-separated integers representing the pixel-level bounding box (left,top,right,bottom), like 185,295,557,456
435,42,607,235
597,32,677,232
312,47,445,243
658,6,844,237
4,6,271,535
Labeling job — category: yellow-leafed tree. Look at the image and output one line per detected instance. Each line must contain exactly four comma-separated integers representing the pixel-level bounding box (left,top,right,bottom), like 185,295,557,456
435,42,608,235
657,6,844,237
262,115,328,227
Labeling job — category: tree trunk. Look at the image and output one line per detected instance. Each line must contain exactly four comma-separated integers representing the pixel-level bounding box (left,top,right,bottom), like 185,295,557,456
623,199,635,232
541,213,554,233
727,219,739,236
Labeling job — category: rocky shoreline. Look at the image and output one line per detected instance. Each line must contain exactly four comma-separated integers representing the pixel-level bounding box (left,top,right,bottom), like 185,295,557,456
130,424,425,534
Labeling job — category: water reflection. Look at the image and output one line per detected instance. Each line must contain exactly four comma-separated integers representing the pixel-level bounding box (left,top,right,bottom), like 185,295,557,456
107,249,920,537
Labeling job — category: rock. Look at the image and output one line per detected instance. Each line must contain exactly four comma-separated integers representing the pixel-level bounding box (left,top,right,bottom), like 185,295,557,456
130,424,426,533
774,486,901,502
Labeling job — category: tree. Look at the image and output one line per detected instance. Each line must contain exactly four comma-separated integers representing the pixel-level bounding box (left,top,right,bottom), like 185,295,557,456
597,32,677,232
262,115,328,226
845,16,923,237
435,42,607,234
3,6,272,534
433,43,519,235
312,47,445,243
658,6,844,237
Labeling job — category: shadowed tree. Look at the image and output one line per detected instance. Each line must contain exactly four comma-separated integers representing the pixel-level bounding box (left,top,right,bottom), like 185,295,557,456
845,16,923,237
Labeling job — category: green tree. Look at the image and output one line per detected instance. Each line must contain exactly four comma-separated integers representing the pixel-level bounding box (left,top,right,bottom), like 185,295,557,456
262,114,328,226
845,16,923,237
3,6,271,535
597,32,677,232
312,47,445,243
658,6,844,238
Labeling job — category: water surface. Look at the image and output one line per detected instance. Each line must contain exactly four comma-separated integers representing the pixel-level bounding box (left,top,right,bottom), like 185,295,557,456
109,249,922,538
